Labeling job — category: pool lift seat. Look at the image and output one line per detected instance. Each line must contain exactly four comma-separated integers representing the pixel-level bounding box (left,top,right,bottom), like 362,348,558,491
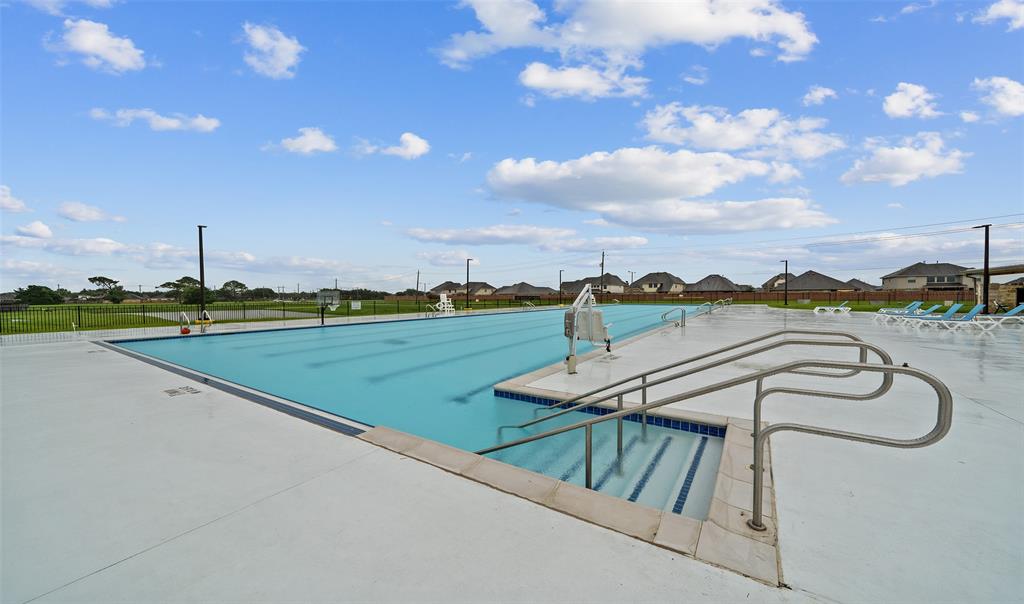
564,283,611,374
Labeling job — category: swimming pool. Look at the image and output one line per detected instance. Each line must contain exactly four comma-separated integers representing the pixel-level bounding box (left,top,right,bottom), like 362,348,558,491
116,305,723,518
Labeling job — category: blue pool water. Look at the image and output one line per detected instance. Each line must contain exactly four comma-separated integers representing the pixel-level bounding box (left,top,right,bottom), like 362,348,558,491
117,305,723,518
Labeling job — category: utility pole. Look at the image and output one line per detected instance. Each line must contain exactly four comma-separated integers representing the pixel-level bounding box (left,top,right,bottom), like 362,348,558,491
780,259,789,306
335,277,338,290
465,258,474,310
197,225,207,318
599,250,605,293
138,284,143,303
628,270,635,286
974,224,992,314
559,269,564,305
415,270,420,307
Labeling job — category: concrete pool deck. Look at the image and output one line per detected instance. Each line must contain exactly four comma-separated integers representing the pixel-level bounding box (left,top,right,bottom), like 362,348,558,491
1,305,1021,603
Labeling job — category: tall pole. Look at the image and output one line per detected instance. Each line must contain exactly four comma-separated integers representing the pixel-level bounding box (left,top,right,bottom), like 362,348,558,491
559,269,564,305
974,224,991,314
415,270,420,308
466,258,473,310
780,259,788,306
600,250,605,293
628,270,635,286
335,277,338,290
197,225,207,317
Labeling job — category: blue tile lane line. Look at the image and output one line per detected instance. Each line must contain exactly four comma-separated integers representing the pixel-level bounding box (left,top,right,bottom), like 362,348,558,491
494,389,726,438
627,436,673,502
672,436,709,515
593,435,642,491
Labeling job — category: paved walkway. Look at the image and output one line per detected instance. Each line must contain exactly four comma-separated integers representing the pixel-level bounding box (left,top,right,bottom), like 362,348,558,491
1,334,810,604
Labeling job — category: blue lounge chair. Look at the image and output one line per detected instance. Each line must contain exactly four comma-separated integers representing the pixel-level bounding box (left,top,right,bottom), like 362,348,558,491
876,301,922,315
914,303,987,330
975,303,1024,331
881,304,941,323
900,303,962,327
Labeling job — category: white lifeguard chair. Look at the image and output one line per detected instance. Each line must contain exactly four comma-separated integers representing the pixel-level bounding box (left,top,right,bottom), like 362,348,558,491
564,284,611,374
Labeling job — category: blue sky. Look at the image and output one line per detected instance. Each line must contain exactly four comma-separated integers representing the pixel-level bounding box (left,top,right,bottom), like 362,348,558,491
1,0,1022,293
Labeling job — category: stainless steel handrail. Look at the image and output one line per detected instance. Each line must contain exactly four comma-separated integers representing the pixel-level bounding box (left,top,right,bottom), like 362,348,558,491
746,360,952,530
661,307,687,326
522,329,881,427
477,359,951,528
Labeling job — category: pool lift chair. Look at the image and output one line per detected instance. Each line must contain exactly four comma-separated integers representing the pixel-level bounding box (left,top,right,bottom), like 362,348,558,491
564,283,611,374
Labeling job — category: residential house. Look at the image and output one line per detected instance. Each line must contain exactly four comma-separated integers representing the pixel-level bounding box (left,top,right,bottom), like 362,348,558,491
761,272,795,291
845,278,880,291
493,282,557,297
686,274,742,292
632,272,686,294
458,282,497,296
881,262,971,290
782,270,850,291
562,274,628,294
429,281,461,296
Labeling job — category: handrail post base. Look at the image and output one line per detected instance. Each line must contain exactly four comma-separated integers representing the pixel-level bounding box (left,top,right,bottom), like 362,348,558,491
746,519,767,532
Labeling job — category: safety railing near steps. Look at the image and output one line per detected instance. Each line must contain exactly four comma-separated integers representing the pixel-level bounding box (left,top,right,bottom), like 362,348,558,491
478,357,952,532
520,329,883,427
521,301,536,310
661,306,687,327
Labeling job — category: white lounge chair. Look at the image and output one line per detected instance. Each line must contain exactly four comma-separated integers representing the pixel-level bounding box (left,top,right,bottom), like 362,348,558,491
814,301,850,314
973,303,1024,331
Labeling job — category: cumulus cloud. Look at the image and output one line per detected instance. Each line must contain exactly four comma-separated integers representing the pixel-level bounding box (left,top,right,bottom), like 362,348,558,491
417,250,480,267
1,234,128,256
486,147,834,233
802,85,838,106
242,23,305,79
15,221,53,239
1,258,79,281
89,108,220,132
440,0,816,99
841,132,968,186
959,111,980,123
682,65,709,86
883,82,942,118
642,103,845,160
972,76,1024,116
50,19,145,74
277,127,338,155
518,62,648,99
58,201,126,222
407,224,575,246
1,185,30,213
357,132,431,159
974,0,1024,30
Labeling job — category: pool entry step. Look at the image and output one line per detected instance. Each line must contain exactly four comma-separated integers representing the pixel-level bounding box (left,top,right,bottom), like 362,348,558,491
487,422,723,519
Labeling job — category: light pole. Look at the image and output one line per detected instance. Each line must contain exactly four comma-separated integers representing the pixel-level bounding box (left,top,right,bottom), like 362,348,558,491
559,269,564,305
197,225,207,318
466,257,473,310
974,224,991,314
780,259,788,306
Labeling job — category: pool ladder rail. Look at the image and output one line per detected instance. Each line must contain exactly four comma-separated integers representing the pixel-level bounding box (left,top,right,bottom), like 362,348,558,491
661,298,732,328
477,329,952,530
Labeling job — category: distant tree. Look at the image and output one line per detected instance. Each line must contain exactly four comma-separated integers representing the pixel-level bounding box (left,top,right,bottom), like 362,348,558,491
159,277,202,302
181,286,217,305
88,276,126,304
177,276,200,288
250,287,275,300
396,288,424,296
14,285,63,305
219,280,248,301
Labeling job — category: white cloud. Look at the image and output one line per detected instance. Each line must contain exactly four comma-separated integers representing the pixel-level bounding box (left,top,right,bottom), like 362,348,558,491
51,19,145,74
242,23,305,79
972,76,1024,116
15,221,53,239
1,234,128,256
57,201,126,222
441,0,817,67
682,65,709,86
407,224,576,246
974,0,1024,30
584,218,610,226
642,103,845,160
802,85,837,106
440,0,816,101
486,146,835,233
417,250,480,267
887,202,904,208
357,132,430,159
89,108,220,132
0,258,78,281
278,127,338,155
26,0,113,16
518,62,648,99
901,0,937,15
959,110,981,123
1,185,30,213
841,132,968,186
883,82,942,118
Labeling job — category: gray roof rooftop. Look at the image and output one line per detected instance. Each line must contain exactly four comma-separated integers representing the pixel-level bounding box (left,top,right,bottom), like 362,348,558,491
631,272,685,292
686,274,741,292
493,282,557,295
783,270,851,291
845,278,881,291
882,262,969,279
428,281,461,293
761,272,795,291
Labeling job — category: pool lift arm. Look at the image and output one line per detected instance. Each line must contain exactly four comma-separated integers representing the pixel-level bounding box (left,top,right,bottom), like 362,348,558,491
564,283,611,374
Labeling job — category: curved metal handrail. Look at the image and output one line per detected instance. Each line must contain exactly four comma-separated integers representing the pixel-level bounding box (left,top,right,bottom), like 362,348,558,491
661,306,687,325
521,329,883,427
477,360,950,528
745,360,952,530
